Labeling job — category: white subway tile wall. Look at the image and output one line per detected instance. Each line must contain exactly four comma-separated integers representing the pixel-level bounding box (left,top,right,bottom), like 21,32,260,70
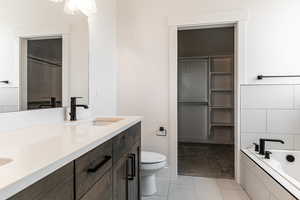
241,85,294,109
294,85,300,108
267,110,300,134
241,84,300,150
241,109,266,133
294,136,300,150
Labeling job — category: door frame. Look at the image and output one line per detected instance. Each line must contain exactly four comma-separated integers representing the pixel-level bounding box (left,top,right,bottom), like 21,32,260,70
16,25,71,110
168,10,248,182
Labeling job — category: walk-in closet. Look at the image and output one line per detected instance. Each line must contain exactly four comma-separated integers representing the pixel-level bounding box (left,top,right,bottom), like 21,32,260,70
177,26,235,179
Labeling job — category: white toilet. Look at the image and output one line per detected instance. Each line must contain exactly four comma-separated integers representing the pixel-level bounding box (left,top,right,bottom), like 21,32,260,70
141,151,167,196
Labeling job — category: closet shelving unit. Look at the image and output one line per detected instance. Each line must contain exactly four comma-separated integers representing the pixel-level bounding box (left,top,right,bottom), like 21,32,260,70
208,55,234,144
178,55,234,144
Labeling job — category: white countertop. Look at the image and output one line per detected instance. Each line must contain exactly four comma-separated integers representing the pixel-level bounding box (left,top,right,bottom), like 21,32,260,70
0,116,142,200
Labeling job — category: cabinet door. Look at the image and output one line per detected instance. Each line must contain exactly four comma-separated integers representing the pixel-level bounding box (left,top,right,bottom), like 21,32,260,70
8,162,74,200
75,140,112,200
128,144,141,200
80,169,112,200
113,155,128,200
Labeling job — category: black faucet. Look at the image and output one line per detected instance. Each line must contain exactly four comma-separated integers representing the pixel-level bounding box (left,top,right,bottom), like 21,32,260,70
70,97,89,121
259,138,284,155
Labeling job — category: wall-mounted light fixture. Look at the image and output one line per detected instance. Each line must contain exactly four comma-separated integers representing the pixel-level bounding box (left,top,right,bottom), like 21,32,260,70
50,0,97,16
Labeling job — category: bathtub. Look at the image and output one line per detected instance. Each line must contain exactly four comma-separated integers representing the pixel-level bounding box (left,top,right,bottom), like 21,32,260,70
241,148,300,200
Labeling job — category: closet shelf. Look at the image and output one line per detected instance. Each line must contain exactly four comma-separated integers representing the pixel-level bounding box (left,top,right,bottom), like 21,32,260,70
210,123,234,127
178,56,209,60
210,89,233,92
210,72,233,75
179,101,208,105
178,98,208,102
209,106,233,109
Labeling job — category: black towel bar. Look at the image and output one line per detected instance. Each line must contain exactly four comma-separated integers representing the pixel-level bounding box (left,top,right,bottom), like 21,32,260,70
257,75,300,80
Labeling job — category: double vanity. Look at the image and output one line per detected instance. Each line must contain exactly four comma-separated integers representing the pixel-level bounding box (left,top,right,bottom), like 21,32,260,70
0,117,142,200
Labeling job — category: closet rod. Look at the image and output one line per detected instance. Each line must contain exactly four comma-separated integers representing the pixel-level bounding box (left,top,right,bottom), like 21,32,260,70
257,75,300,80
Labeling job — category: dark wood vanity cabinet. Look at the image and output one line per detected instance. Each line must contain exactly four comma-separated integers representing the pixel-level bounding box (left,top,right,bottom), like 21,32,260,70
8,122,141,200
127,144,141,200
79,171,113,200
8,162,74,200
113,124,141,200
75,140,113,200
113,154,128,200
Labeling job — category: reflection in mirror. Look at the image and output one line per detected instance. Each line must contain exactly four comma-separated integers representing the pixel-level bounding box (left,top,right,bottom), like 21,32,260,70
26,38,63,110
0,1,89,113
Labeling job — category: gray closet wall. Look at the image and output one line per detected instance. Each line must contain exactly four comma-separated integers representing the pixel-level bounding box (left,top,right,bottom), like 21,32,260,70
178,27,234,144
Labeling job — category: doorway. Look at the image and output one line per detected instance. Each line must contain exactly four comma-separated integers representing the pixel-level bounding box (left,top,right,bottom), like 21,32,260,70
20,37,63,110
177,26,235,179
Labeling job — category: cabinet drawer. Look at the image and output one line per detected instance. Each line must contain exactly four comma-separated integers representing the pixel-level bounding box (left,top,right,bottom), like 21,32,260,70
9,162,74,200
113,123,141,164
75,140,112,200
80,169,112,200
128,122,141,145
113,131,127,164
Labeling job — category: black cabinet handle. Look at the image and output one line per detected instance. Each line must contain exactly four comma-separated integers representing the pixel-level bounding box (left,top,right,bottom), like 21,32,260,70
127,153,136,180
132,153,136,178
87,156,111,173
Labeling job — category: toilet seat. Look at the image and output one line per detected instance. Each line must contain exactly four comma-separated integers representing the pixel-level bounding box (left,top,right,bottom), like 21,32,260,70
141,151,166,164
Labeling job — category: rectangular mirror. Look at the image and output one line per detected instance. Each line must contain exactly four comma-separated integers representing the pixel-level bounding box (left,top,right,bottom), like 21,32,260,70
0,1,89,113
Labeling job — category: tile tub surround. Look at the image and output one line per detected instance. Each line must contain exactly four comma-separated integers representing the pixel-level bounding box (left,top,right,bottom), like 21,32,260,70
241,84,300,150
0,116,142,199
142,175,250,200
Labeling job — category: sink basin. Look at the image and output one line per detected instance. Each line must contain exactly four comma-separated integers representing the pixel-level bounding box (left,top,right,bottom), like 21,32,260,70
65,118,124,126
93,117,124,126
0,158,12,167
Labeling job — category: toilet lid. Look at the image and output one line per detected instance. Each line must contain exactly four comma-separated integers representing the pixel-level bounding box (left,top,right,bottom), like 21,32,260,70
141,151,166,164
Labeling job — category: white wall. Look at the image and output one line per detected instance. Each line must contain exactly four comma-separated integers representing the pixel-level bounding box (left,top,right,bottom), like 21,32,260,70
0,0,117,132
241,84,300,150
89,0,117,116
116,0,300,157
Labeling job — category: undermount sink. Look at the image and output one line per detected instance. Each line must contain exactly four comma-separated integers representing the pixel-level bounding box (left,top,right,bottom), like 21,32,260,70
0,158,12,167
93,117,124,126
65,118,124,126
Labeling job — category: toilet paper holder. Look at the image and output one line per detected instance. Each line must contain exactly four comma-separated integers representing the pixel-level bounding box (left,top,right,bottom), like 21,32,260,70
156,127,167,136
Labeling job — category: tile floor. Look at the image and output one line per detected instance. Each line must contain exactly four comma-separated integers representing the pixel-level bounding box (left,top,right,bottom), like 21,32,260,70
142,176,250,200
178,143,234,178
